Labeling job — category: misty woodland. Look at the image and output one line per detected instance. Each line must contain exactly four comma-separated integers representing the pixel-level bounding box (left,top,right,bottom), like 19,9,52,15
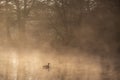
0,0,120,80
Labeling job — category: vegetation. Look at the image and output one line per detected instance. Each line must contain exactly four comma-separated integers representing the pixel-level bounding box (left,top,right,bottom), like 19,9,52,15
0,0,120,80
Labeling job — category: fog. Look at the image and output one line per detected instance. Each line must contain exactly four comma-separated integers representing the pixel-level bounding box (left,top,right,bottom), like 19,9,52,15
0,49,105,80
0,0,120,80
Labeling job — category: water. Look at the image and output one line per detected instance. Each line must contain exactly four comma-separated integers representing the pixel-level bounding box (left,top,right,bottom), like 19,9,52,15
0,50,116,80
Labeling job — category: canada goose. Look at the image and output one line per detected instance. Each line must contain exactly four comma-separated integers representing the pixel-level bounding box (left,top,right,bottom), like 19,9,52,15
43,63,50,71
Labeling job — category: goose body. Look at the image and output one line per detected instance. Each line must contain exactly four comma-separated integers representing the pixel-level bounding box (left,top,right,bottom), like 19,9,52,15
43,63,50,71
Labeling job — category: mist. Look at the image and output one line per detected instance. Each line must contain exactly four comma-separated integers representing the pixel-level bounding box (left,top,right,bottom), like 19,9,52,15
0,0,120,80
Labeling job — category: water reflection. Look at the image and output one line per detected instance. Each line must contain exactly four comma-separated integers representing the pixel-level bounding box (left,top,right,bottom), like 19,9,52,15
0,50,115,80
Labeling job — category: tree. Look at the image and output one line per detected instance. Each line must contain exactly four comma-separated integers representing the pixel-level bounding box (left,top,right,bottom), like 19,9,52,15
13,0,35,42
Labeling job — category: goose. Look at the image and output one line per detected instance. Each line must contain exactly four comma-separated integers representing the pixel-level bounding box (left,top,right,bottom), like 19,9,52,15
43,63,50,71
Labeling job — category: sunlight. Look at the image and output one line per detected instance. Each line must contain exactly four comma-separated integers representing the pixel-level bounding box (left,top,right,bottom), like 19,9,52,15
8,51,18,80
